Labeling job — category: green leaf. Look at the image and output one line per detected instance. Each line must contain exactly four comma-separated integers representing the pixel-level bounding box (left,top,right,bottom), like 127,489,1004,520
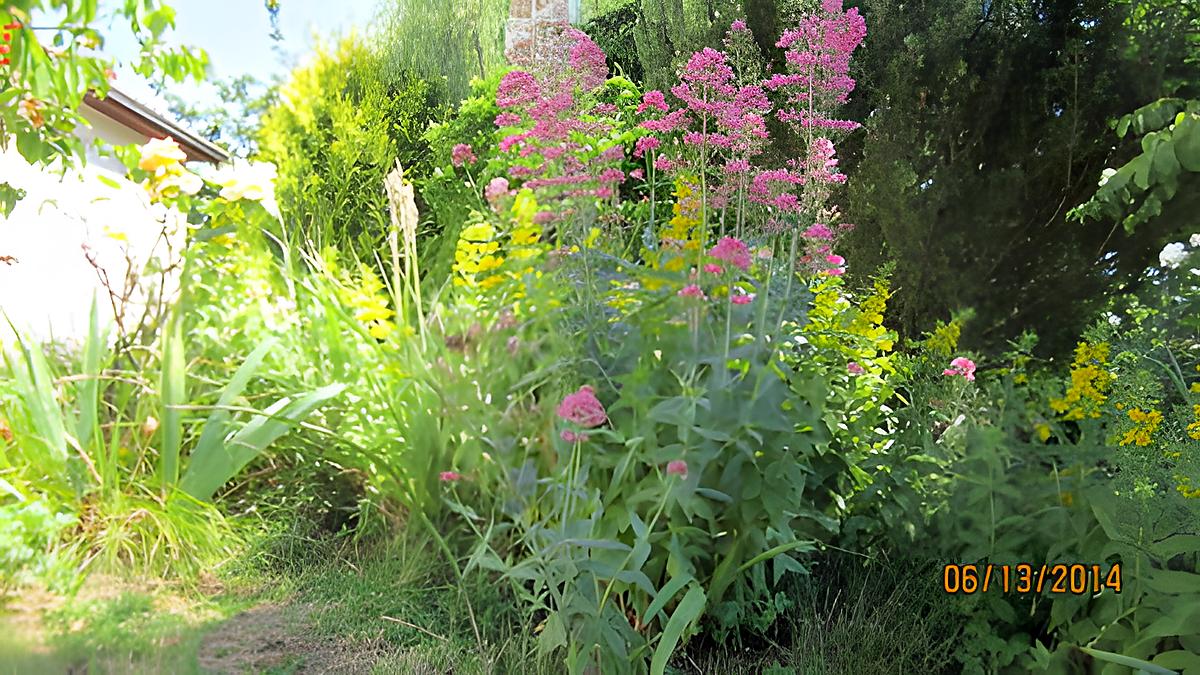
650,585,706,675
643,574,694,625
0,182,25,217
1152,651,1200,671
1078,647,1177,674
179,383,345,501
538,611,567,656
1173,115,1200,172
159,313,186,491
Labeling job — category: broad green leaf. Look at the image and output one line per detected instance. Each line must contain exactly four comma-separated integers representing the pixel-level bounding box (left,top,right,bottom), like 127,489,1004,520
179,383,344,501
650,585,705,675
1173,115,1200,171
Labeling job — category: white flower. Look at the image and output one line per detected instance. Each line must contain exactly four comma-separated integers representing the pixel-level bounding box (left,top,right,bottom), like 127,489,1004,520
1159,242,1188,269
1106,313,1122,327
211,162,277,203
1191,233,1200,248
1192,268,1200,277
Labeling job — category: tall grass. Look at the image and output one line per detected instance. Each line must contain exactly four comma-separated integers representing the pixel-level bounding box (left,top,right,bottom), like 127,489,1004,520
0,292,345,579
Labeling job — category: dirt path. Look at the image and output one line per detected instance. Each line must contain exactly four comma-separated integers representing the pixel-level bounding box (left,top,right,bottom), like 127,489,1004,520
196,602,379,674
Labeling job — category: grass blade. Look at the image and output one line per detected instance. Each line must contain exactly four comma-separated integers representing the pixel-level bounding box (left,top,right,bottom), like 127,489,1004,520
650,585,705,675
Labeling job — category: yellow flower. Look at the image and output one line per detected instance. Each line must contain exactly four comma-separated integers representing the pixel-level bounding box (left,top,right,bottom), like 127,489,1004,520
368,321,394,340
1049,342,1113,420
138,137,187,173
1187,404,1200,441
1119,408,1163,447
1035,424,1051,442
461,222,496,242
511,226,540,246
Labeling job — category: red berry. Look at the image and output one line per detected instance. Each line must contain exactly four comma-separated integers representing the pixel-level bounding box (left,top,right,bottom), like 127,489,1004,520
0,58,9,66
0,45,10,55
3,22,21,30
2,32,10,41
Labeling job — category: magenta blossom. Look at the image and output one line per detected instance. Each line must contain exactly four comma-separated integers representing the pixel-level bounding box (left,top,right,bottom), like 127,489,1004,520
708,236,752,271
804,223,834,240
731,291,754,305
943,357,977,382
557,385,608,441
825,254,845,266
634,136,661,158
677,284,707,300
439,471,463,482
847,362,865,375
495,111,522,127
638,90,670,114
704,263,724,275
451,144,476,167
666,460,688,478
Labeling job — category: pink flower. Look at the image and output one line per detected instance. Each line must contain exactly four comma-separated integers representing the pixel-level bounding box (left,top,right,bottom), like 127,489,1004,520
630,168,644,180
825,254,845,266
731,292,754,305
847,362,865,375
439,471,463,482
677,284,707,300
704,263,724,275
708,236,752,271
634,136,661,158
824,267,846,276
730,20,748,32
496,70,540,108
803,224,834,240
495,111,522,127
942,357,976,382
638,90,670,114
557,385,608,437
666,460,688,478
484,177,512,204
560,430,589,443
451,144,477,167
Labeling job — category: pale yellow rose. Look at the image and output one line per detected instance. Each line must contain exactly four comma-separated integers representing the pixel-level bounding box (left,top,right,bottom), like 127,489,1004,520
138,137,187,173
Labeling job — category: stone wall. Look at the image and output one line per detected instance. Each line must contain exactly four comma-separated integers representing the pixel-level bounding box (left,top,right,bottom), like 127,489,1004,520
506,0,578,61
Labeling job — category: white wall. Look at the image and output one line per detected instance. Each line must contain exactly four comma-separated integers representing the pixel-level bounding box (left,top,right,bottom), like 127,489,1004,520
0,107,188,347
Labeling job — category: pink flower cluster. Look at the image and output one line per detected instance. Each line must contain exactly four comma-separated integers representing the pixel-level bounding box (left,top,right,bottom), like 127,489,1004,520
451,143,476,167
943,357,977,382
557,385,608,442
493,29,626,205
708,236,752,271
766,0,867,131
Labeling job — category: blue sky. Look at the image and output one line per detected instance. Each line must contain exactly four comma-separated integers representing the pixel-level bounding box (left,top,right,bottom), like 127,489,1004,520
104,0,379,114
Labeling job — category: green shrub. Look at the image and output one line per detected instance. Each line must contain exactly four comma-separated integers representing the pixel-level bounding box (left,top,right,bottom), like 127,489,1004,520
258,37,445,263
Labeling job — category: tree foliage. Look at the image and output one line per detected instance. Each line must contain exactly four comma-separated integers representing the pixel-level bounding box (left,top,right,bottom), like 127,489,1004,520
377,0,510,103
838,0,1200,354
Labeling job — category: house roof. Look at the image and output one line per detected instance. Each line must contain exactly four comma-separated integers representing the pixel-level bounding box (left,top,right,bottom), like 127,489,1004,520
83,87,230,165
